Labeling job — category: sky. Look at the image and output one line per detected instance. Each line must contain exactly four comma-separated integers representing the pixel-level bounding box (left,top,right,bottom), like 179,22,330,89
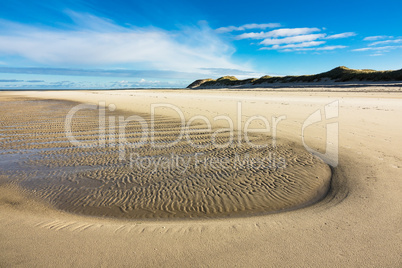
0,0,401,89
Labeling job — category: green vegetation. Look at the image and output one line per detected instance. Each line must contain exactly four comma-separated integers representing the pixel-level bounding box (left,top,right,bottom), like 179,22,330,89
216,76,238,81
187,66,402,89
186,78,215,89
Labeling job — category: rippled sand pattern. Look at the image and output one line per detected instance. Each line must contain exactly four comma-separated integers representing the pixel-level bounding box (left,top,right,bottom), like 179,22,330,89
0,96,331,219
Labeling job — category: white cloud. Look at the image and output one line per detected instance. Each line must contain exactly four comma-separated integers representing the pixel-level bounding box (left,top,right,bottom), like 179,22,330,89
363,35,393,41
280,45,347,52
239,27,352,52
352,35,402,56
282,41,326,48
352,47,376,52
109,79,182,88
221,25,352,53
65,10,129,32
315,45,347,51
368,38,402,46
216,23,281,33
0,13,249,74
325,32,356,39
260,41,325,50
260,34,325,45
353,36,402,55
352,45,402,52
242,23,281,30
236,27,321,40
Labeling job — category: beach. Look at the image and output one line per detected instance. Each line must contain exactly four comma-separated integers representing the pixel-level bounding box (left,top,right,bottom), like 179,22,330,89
0,88,401,267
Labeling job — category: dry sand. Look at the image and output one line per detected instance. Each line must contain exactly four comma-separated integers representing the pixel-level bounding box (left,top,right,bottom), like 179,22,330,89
0,88,401,267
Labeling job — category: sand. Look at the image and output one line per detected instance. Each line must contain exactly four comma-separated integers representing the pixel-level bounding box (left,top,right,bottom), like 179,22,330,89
0,88,401,267
0,96,331,219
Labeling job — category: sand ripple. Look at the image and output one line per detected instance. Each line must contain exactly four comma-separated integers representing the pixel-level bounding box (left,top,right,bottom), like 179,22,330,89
0,96,331,219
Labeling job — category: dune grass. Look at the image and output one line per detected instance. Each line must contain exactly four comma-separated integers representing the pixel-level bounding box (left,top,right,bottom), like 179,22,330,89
187,66,402,88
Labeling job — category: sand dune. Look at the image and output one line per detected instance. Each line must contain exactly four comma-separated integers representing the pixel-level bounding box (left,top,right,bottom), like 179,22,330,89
0,89,401,267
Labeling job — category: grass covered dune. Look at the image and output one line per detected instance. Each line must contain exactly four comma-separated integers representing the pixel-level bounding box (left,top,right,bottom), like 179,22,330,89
188,66,402,89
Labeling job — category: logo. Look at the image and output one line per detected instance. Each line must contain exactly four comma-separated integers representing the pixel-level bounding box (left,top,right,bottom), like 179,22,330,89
302,101,339,167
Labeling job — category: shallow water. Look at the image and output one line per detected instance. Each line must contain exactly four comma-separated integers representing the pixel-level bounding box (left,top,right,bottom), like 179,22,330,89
0,96,331,219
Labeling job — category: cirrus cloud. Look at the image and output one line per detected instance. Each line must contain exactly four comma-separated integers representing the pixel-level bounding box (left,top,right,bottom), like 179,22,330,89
236,27,321,40
259,41,326,50
280,45,347,52
225,25,353,52
368,38,402,46
353,36,402,55
363,35,393,41
352,45,402,52
0,12,251,75
216,23,281,33
260,34,326,45
325,32,356,39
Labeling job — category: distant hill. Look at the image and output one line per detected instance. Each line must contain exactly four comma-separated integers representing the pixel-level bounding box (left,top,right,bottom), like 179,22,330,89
187,66,402,89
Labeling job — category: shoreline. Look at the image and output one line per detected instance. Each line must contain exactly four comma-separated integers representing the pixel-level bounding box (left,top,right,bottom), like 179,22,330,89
2,81,402,92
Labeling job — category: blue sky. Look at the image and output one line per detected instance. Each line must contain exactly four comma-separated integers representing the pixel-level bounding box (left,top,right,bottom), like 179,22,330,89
0,0,401,89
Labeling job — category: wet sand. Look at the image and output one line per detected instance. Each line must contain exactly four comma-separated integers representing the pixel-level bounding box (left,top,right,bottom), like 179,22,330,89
0,89,401,266
0,96,330,219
